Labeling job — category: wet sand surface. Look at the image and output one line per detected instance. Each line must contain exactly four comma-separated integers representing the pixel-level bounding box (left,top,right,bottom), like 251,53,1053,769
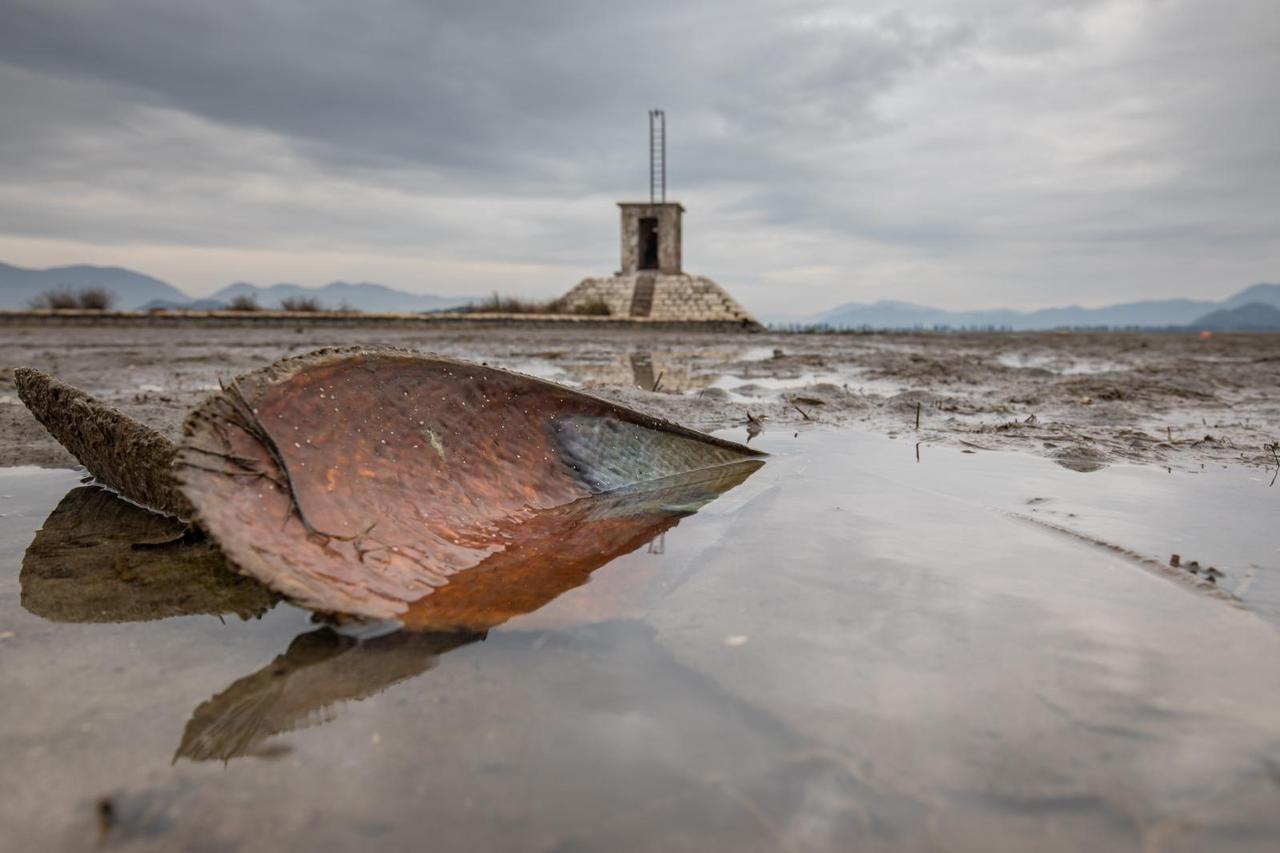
2,429,1278,852
2,322,1279,475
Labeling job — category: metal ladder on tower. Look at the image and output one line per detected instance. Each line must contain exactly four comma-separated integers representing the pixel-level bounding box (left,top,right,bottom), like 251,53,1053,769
649,109,666,204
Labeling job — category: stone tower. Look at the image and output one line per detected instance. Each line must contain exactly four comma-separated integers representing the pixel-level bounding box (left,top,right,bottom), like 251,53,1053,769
618,202,683,275
557,111,758,326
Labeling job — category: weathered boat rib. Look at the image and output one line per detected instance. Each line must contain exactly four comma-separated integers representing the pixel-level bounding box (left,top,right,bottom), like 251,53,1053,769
14,367,193,518
175,346,763,622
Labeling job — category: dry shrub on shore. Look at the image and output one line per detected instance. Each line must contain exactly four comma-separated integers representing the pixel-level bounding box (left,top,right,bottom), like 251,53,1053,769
225,294,335,312
29,290,79,310
280,296,323,312
76,288,115,310
227,295,261,311
29,287,116,311
564,298,611,316
457,292,611,317
460,293,549,314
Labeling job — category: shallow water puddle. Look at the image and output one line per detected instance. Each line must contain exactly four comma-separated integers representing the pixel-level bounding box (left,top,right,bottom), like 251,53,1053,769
1,431,1277,852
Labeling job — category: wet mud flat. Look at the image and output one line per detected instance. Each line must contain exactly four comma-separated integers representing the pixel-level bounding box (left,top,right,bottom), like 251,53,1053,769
2,321,1279,476
1,429,1278,852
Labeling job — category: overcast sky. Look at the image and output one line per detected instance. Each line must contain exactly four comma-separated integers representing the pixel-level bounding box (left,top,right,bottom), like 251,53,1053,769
0,0,1276,314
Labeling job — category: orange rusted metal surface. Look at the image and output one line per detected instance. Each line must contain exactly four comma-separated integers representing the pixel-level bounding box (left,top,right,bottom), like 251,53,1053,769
176,348,762,624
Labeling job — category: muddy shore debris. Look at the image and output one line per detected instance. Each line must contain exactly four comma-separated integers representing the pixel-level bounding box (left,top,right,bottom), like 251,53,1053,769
3,324,1277,476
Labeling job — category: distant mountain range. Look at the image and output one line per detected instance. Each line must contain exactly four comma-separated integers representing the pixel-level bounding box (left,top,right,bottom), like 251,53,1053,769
0,261,188,309
768,283,1280,331
0,261,468,312
3,260,1277,328
1191,302,1280,332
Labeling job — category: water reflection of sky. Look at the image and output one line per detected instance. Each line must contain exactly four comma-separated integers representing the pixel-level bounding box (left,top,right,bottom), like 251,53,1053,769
1,429,1278,851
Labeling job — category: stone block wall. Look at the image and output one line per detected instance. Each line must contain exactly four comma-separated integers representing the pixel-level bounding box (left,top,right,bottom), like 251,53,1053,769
559,274,757,325
559,277,636,317
618,203,683,275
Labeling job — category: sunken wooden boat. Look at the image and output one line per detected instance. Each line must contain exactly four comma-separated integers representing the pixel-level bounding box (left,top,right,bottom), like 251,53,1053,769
16,348,763,627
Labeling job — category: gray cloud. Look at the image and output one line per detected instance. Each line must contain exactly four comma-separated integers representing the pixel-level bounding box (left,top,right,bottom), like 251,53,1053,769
0,0,1275,312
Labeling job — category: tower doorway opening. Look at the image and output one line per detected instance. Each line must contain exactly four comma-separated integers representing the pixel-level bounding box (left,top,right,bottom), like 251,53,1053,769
638,217,660,270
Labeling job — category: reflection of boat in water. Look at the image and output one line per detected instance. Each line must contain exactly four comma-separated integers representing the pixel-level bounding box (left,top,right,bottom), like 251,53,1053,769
21,462,760,764
402,460,761,632
20,486,275,624
176,459,761,762
176,628,477,762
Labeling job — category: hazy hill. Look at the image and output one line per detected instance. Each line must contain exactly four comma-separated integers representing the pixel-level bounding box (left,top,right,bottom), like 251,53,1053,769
0,261,188,309
1221,283,1280,309
0,261,470,313
778,283,1280,330
210,281,468,312
1189,302,1280,331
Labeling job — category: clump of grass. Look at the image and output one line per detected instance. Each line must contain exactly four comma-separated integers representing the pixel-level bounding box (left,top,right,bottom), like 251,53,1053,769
457,293,612,316
29,289,79,310
76,288,115,310
459,293,550,314
564,298,611,316
280,296,323,312
227,294,261,311
29,287,116,310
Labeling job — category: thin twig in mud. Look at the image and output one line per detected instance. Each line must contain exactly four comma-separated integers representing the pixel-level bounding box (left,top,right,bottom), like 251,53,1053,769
651,371,663,393
915,441,921,463
915,401,921,431
792,403,812,421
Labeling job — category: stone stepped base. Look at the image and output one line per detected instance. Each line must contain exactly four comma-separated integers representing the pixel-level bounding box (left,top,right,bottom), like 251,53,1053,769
559,274,758,326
